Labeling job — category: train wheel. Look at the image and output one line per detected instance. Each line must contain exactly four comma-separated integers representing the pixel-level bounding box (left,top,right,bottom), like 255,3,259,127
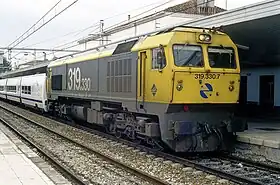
106,123,115,134
147,138,163,151
115,130,122,138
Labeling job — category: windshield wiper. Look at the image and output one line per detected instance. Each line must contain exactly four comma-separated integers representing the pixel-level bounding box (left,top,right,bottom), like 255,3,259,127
176,42,189,55
220,44,225,49
182,52,197,66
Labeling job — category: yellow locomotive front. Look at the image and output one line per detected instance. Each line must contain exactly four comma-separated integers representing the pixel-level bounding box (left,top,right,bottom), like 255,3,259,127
134,26,247,152
170,28,240,104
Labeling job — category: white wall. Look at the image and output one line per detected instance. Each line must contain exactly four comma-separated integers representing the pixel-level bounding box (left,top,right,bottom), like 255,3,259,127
241,67,280,107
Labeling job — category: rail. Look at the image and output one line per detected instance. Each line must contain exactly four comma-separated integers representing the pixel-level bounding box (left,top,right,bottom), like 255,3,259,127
0,104,169,185
0,117,88,185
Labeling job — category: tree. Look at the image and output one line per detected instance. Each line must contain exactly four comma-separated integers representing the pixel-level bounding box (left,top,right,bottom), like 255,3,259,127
0,56,12,74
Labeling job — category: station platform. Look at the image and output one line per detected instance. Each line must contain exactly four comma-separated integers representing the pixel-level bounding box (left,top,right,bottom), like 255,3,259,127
0,123,72,185
237,121,280,148
235,121,280,164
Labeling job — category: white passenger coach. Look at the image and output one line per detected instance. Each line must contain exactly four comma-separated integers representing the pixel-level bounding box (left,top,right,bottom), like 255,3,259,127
0,79,7,99
0,73,48,112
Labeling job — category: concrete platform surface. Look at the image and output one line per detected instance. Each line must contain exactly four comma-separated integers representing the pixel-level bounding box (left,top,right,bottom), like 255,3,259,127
237,121,280,149
0,123,72,185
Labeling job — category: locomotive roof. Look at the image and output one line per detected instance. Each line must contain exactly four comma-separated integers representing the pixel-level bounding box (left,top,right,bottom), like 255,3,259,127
48,32,174,68
48,26,225,68
48,50,113,68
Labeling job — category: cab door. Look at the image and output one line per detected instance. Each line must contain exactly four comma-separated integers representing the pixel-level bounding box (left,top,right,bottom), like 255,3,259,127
137,51,147,111
137,47,171,110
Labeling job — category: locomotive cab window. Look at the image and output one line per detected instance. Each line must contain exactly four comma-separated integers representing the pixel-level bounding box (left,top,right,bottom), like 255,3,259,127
152,47,166,69
208,47,236,69
173,45,203,67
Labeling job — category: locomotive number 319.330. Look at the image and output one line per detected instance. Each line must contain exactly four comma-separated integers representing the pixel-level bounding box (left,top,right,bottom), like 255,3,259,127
68,67,91,91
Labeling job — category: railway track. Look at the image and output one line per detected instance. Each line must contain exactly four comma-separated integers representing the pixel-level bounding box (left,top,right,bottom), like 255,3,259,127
1,101,280,185
63,122,280,185
86,127,280,185
55,113,280,185
0,104,168,185
0,117,86,185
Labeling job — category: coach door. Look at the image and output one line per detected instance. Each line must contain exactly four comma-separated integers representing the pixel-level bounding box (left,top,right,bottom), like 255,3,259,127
137,51,147,111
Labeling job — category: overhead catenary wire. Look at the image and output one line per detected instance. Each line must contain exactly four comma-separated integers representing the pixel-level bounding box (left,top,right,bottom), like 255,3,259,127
55,0,215,52
7,0,63,49
23,23,100,48
10,0,168,60
49,0,180,51
21,0,173,49
55,0,217,60
103,0,178,31
96,0,216,37
8,0,79,60
10,22,100,60
15,0,216,62
53,26,101,49
34,0,178,59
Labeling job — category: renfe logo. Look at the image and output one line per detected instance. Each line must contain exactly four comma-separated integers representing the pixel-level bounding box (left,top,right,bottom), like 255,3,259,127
200,83,213,99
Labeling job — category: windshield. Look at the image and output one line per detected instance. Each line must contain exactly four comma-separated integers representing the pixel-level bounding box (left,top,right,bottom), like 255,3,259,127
173,45,203,67
208,47,236,69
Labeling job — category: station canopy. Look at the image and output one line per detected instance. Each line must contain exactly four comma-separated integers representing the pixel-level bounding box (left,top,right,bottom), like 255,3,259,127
224,14,280,67
178,0,280,67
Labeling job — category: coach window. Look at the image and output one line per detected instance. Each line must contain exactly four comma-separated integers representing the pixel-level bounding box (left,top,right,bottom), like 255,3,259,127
22,86,31,94
7,86,16,93
0,86,4,91
22,86,26,94
152,47,166,70
28,86,31,94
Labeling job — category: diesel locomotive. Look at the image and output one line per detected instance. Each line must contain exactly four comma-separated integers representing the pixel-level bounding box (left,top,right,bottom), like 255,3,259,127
0,26,247,153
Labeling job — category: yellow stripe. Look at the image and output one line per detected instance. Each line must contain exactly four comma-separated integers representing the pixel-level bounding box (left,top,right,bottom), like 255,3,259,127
48,50,113,68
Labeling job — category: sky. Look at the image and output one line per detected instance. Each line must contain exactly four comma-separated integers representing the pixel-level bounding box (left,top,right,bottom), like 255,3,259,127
0,0,265,62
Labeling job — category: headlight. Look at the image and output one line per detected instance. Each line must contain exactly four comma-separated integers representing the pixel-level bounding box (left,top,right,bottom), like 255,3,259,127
199,34,206,41
198,34,212,43
176,80,183,91
229,85,234,92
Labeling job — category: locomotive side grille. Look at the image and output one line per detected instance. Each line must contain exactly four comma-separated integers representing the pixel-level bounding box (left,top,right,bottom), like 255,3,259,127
115,76,119,92
128,59,131,75
124,76,128,92
107,61,110,76
118,60,123,92
107,58,132,93
107,62,110,92
127,76,131,92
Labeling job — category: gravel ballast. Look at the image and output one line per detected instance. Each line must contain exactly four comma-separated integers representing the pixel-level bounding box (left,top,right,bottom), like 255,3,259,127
0,109,153,185
0,101,233,185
